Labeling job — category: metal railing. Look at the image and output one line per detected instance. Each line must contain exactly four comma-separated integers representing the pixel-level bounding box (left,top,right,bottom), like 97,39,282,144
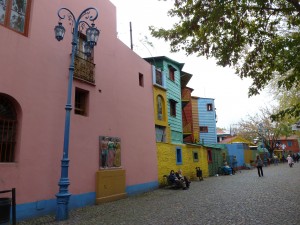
0,188,16,225
74,50,95,84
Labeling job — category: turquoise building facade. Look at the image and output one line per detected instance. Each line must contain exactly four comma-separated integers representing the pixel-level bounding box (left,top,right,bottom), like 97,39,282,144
144,56,184,144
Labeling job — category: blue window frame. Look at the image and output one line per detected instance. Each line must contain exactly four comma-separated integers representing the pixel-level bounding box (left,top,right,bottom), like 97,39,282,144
176,147,182,164
193,151,199,162
287,141,292,147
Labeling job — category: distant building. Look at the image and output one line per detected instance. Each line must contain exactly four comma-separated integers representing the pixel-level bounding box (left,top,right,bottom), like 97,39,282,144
274,135,300,154
217,128,231,143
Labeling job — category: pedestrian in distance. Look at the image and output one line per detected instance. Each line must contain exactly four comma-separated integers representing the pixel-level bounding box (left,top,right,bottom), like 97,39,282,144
255,155,264,177
273,155,279,166
286,154,294,168
282,154,286,163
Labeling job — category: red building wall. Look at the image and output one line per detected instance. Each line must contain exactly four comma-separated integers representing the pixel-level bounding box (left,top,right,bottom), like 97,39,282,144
182,87,194,143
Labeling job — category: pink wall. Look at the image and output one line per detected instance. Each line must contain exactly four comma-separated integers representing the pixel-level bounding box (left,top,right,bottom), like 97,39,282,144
0,0,158,204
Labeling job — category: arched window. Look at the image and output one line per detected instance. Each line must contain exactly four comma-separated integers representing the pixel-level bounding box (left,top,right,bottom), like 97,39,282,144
0,95,17,162
157,95,164,120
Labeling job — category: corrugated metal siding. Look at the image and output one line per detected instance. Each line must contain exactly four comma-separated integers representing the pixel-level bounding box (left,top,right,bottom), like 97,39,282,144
163,61,183,143
226,143,246,167
198,98,217,145
182,88,193,143
208,149,223,176
171,130,183,143
192,98,200,143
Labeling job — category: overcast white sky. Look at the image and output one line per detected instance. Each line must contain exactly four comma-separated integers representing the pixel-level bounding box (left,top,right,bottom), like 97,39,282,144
109,0,274,129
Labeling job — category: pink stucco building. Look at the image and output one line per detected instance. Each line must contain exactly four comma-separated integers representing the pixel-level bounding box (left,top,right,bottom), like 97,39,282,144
0,0,158,221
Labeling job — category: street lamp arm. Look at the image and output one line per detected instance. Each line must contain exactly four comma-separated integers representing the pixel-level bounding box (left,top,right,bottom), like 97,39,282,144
78,21,92,31
77,7,98,23
57,7,98,31
57,7,76,29
57,7,98,39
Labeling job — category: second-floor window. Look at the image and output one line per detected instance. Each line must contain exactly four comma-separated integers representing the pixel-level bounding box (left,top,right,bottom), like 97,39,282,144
168,66,175,81
200,126,208,133
157,95,164,120
207,103,213,111
0,0,31,35
169,99,177,117
155,69,163,86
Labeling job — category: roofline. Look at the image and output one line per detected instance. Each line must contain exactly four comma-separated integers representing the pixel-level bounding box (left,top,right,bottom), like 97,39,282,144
143,56,185,70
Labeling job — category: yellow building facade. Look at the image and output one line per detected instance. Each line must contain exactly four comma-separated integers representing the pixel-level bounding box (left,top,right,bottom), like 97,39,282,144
153,70,209,187
156,142,209,185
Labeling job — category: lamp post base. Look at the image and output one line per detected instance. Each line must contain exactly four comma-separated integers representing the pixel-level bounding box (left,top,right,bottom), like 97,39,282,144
56,193,71,221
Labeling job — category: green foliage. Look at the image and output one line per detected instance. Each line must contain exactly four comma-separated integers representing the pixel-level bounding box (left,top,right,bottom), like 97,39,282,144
150,0,300,117
236,106,292,154
268,72,300,121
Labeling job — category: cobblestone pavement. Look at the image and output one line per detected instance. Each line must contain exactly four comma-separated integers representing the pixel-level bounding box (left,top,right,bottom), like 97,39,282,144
19,163,300,225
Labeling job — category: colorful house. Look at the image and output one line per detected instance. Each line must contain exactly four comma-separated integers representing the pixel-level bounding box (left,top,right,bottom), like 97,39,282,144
217,128,232,143
144,56,209,183
198,98,217,145
191,96,200,143
274,135,300,154
219,136,256,167
0,0,158,221
181,72,195,143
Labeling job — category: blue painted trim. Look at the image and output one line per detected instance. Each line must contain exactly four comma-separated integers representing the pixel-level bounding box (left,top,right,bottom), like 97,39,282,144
126,181,158,196
15,192,95,222
176,147,183,165
15,181,159,222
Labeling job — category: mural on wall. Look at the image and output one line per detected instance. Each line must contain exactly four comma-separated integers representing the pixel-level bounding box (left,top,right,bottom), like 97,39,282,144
99,136,121,168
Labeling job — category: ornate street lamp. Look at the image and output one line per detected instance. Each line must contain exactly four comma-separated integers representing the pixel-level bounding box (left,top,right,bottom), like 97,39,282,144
54,7,100,221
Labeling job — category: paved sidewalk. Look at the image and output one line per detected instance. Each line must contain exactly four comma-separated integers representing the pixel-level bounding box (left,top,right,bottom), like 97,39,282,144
19,163,300,225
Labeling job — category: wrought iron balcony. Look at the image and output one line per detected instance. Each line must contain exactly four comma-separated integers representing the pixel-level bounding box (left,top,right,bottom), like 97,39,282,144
74,50,95,84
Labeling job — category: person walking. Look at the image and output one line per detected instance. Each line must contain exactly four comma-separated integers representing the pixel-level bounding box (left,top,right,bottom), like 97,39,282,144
255,155,264,177
287,154,294,168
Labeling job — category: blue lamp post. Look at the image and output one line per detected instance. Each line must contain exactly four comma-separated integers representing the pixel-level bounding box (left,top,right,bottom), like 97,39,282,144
54,7,100,221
